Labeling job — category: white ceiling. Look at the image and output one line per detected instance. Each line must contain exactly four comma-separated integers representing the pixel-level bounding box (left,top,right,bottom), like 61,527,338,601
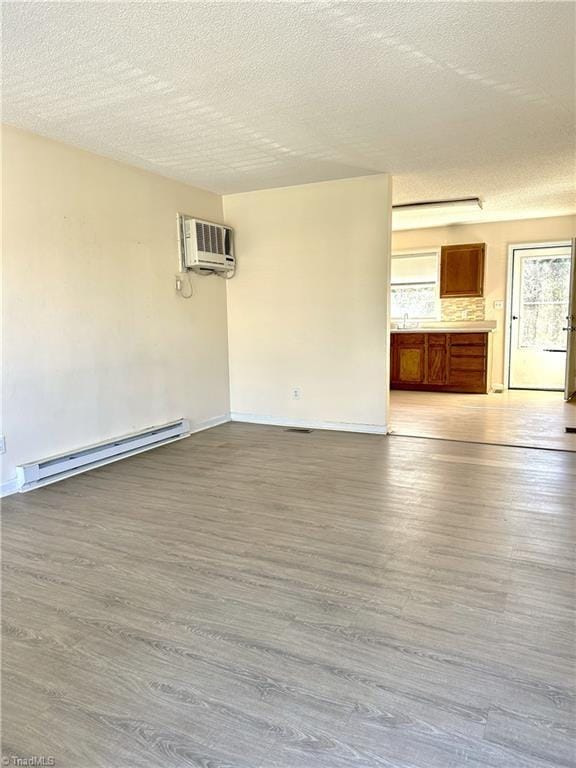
3,1,575,228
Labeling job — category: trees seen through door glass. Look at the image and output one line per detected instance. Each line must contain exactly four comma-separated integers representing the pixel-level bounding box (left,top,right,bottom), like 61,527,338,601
520,256,571,350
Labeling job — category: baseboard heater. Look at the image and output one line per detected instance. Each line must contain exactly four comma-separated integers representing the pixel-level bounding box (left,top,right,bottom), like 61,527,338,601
16,418,191,493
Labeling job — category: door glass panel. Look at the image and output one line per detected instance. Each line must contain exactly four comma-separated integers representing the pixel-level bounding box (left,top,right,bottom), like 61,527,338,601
519,256,571,349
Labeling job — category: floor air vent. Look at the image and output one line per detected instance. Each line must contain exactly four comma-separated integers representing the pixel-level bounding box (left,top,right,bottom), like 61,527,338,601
16,419,190,492
284,427,314,433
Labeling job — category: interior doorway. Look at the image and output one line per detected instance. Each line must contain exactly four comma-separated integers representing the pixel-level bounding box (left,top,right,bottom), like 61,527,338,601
507,242,572,391
388,238,576,452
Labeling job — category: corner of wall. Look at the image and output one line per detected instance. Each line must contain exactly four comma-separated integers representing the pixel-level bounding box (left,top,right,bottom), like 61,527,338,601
222,173,393,432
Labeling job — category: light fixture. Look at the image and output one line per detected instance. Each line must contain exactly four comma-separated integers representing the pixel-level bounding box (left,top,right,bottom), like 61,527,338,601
392,197,483,213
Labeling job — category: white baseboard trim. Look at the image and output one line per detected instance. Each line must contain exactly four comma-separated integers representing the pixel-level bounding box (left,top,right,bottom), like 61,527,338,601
189,414,230,433
230,412,388,435
1,477,19,498
0,414,231,499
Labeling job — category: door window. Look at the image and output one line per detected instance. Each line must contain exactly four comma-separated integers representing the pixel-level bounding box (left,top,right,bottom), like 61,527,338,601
519,256,571,350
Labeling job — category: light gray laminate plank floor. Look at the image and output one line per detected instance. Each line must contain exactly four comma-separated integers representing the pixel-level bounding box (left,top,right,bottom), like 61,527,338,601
2,423,575,767
390,390,576,452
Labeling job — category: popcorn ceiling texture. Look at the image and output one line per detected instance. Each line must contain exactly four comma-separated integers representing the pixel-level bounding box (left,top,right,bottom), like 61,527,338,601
2,2,574,226
441,298,486,323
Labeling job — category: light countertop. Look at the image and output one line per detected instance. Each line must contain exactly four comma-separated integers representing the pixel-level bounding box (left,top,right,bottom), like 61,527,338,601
391,321,497,334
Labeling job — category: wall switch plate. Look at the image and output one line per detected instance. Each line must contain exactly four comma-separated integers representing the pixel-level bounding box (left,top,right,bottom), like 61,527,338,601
493,300,504,310
0,436,5,454
291,386,302,400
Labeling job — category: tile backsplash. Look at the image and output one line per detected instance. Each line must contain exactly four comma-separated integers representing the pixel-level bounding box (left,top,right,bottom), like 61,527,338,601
441,297,485,322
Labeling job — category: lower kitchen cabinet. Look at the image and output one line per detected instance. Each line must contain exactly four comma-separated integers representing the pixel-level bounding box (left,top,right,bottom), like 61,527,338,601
391,332,489,393
391,334,426,384
427,334,448,385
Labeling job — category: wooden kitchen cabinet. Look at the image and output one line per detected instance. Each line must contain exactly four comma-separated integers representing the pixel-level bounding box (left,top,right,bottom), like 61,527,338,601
391,332,489,393
426,333,448,385
391,333,426,385
447,332,488,393
440,243,485,298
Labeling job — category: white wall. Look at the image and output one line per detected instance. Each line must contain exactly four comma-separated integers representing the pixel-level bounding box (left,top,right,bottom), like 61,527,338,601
224,175,392,432
1,126,230,489
392,215,576,388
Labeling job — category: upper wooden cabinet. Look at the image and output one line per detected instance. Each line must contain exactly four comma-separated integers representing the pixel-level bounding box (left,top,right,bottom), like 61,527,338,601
440,243,485,298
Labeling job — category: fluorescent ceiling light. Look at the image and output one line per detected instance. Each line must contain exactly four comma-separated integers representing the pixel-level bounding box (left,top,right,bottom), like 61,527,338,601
392,197,483,213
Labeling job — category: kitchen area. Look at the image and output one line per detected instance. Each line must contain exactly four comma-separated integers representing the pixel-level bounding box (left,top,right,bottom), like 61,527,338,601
391,243,495,394
388,241,576,451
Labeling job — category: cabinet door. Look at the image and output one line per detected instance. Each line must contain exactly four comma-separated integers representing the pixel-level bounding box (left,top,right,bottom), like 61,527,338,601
427,334,447,385
440,243,485,298
393,345,426,384
390,334,398,381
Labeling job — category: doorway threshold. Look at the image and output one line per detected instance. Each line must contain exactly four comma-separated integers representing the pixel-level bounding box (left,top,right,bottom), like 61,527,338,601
388,431,576,454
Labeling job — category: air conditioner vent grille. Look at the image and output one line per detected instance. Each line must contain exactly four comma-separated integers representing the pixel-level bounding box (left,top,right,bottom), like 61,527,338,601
195,221,205,252
195,221,224,255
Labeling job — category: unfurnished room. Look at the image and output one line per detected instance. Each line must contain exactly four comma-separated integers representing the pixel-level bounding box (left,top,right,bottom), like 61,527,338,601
1,2,575,767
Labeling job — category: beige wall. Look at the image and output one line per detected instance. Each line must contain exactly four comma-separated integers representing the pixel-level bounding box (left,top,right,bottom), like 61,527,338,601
224,175,392,432
392,215,576,387
8,122,568,490
1,126,230,486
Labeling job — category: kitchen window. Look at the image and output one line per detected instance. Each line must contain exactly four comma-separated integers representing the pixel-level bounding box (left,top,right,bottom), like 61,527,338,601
391,251,440,320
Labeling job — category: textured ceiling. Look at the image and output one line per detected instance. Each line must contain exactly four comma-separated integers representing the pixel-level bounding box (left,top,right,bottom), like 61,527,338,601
2,1,575,228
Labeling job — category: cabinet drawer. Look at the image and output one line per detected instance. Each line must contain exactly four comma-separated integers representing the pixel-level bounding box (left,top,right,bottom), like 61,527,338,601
428,334,447,346
450,356,486,371
449,333,487,346
448,370,486,391
394,333,426,346
449,345,486,357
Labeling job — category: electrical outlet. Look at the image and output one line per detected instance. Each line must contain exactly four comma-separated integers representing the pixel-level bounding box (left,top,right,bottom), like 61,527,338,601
291,386,302,401
0,436,5,454
493,300,504,310
175,272,193,299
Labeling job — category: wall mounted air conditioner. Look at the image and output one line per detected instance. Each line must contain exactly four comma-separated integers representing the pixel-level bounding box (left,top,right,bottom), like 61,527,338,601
178,215,235,273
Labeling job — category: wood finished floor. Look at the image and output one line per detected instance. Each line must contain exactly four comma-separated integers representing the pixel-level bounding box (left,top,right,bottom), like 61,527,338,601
2,422,575,768
390,389,576,452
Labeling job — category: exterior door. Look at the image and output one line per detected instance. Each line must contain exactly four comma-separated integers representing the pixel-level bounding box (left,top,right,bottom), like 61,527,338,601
564,239,576,401
509,243,572,390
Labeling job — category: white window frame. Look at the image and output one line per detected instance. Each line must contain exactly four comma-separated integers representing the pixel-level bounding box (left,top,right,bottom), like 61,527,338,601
390,248,441,321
